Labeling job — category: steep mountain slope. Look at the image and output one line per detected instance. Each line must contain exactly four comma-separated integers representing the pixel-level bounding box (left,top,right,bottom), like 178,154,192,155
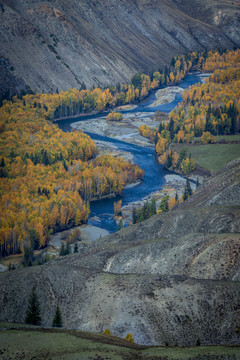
0,158,239,346
1,0,240,98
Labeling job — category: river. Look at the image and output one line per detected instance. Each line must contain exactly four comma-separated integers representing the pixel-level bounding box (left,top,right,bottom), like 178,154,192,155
58,72,208,233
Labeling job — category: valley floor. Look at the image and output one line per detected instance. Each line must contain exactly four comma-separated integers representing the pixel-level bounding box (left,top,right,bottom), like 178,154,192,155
0,323,239,360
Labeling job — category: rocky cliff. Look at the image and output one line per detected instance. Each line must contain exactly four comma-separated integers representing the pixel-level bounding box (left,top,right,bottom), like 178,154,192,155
1,0,240,99
0,158,239,346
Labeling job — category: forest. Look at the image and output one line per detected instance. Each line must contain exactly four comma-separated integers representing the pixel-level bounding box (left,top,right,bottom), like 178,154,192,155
0,96,144,257
152,49,240,172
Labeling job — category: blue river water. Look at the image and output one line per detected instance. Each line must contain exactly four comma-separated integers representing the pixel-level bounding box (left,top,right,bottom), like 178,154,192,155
58,72,206,232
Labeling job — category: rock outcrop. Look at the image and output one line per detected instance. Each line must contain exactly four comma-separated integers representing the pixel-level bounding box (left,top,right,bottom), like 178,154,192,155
1,0,240,99
0,158,239,346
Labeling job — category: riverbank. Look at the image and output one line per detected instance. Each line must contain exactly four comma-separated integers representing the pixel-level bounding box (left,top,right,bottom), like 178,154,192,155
95,140,134,162
52,110,101,122
147,86,184,107
120,173,197,224
71,111,161,147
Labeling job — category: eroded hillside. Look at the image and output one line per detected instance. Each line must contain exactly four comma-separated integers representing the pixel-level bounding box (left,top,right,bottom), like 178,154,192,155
0,158,239,346
1,0,240,98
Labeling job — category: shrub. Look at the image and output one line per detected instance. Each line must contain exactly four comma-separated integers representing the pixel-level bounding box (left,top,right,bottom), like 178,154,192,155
106,112,123,122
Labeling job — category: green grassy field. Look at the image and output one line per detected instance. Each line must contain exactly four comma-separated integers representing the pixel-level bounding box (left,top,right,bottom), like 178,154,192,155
173,143,240,172
194,135,240,143
214,135,240,142
0,323,239,360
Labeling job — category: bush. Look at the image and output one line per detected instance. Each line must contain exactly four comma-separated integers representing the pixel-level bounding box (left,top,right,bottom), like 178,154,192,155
201,131,216,144
106,112,123,122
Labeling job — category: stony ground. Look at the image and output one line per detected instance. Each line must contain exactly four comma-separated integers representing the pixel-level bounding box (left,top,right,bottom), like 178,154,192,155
72,112,159,146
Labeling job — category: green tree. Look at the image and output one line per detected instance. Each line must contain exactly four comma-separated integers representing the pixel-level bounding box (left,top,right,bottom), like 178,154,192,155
159,195,169,213
23,245,33,267
131,72,142,89
179,147,188,161
175,192,179,203
186,177,193,197
132,207,137,224
52,305,63,328
65,242,71,255
183,177,193,201
30,229,40,250
196,177,200,188
117,219,123,231
0,157,5,167
183,186,188,201
25,286,41,325
59,243,65,256
74,243,78,253
150,198,156,215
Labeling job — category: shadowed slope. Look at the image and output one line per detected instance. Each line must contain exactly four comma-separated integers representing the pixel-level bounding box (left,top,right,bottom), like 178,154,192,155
0,0,240,97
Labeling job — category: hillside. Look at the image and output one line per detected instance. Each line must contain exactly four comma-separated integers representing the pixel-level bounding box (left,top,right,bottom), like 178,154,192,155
0,158,239,346
1,0,240,99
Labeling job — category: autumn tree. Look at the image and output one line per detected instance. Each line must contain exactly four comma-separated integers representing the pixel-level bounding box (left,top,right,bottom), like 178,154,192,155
106,112,123,122
114,200,122,216
104,329,112,336
201,131,216,144
125,333,134,343
181,157,195,175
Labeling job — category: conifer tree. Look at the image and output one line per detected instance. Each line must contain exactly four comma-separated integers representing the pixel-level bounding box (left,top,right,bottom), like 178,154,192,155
132,207,137,224
159,195,169,213
25,286,41,325
186,177,193,197
150,198,156,215
0,157,5,168
196,177,200,188
175,192,179,203
74,243,78,253
65,242,71,255
183,186,188,201
59,243,65,256
52,305,63,328
183,177,193,201
117,219,123,231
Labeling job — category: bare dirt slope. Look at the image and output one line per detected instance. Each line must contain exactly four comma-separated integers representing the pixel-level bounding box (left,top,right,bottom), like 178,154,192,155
0,158,239,346
1,0,240,98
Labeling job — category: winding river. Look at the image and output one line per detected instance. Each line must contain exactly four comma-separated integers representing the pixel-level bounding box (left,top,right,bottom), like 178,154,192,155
58,72,208,233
